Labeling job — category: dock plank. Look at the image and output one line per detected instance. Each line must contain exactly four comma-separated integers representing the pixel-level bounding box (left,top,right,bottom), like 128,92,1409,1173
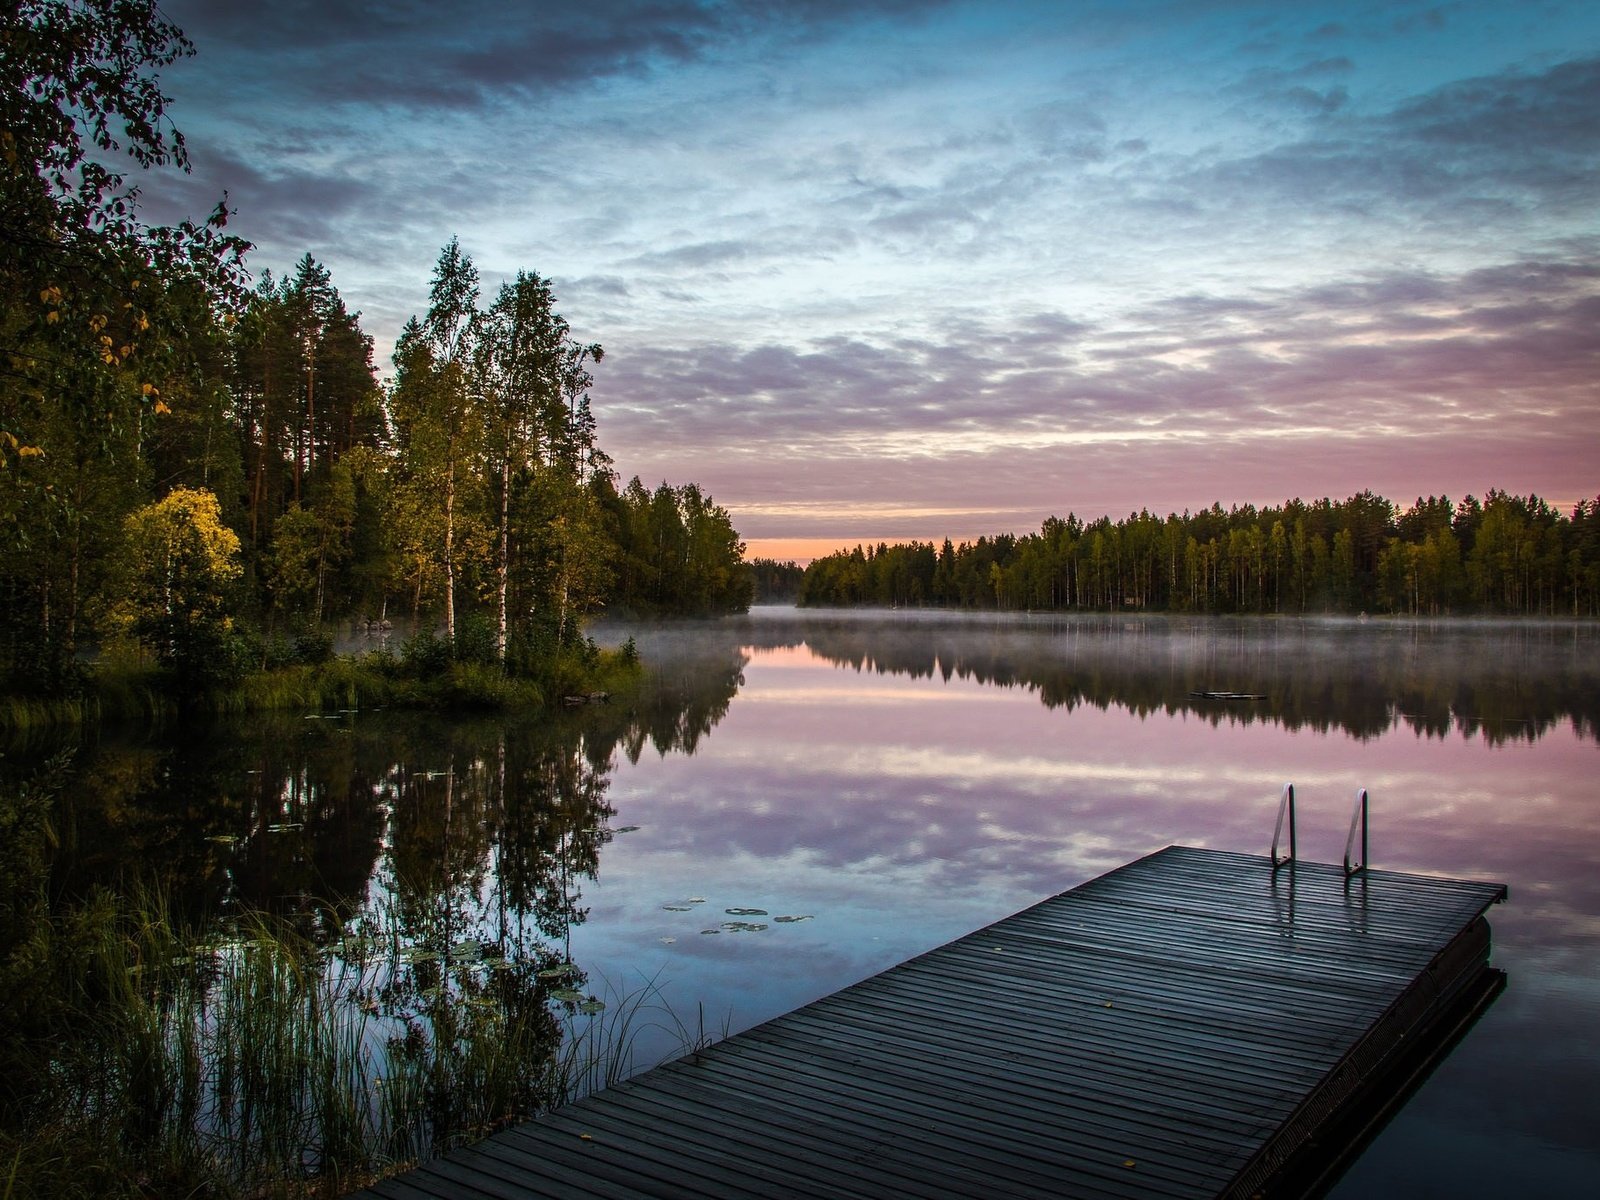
350,846,1505,1199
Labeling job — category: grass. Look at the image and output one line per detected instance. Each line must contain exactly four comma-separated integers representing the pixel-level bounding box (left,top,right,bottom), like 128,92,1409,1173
1,642,643,741
1,888,697,1199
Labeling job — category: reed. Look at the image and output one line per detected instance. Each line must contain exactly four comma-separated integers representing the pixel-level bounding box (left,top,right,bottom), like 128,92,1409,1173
1,889,694,1199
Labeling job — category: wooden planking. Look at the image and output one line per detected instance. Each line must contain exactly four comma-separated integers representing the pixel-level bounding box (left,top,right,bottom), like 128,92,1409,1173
351,846,1505,1200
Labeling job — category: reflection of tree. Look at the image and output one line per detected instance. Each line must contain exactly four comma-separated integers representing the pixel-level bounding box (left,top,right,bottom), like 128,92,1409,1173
2,642,754,1185
496,733,612,941
712,611,1600,746
588,624,749,762
39,716,385,934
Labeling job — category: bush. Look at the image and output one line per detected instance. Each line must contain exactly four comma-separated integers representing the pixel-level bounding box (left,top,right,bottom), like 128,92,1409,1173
400,629,452,677
453,614,498,667
293,629,335,666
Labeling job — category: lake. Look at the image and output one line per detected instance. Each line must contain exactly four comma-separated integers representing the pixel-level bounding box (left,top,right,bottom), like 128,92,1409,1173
29,608,1600,1196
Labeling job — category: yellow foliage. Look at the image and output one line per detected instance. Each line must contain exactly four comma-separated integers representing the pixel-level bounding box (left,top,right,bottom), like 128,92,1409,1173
108,488,243,664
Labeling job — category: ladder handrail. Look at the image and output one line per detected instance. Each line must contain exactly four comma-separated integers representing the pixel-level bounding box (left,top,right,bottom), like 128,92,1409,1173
1270,782,1296,873
1343,788,1369,880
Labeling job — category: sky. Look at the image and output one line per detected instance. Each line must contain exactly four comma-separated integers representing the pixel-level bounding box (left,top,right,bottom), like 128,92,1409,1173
141,0,1599,561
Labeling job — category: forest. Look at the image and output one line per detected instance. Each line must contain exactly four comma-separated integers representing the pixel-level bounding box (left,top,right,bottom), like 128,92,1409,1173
0,3,749,704
800,490,1600,616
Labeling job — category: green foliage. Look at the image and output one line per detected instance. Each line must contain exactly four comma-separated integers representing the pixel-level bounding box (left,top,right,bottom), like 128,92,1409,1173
1,0,250,694
599,477,752,615
748,557,805,603
1,8,749,710
453,612,499,667
401,628,453,676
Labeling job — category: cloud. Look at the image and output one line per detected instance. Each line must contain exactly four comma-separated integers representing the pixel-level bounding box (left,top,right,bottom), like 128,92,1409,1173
1226,57,1354,117
1188,56,1600,228
167,0,959,110
136,2,1598,540
592,250,1600,532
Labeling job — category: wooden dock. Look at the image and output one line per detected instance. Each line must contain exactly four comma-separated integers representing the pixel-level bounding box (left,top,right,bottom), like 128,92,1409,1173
356,846,1506,1199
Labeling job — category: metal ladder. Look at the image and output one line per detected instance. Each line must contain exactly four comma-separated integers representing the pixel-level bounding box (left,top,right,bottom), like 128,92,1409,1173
1270,782,1369,881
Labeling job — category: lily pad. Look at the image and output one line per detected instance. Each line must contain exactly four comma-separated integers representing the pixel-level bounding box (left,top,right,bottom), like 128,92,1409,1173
206,834,239,846
550,988,585,1003
722,921,768,933
725,907,767,917
699,928,721,935
537,964,577,980
662,904,694,912
266,822,303,833
616,825,641,833
577,999,607,1015
774,915,814,924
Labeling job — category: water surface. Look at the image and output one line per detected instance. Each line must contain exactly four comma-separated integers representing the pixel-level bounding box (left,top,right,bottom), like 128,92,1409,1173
35,609,1600,1196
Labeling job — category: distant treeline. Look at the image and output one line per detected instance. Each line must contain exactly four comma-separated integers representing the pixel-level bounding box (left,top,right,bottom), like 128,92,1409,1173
748,558,806,603
800,491,1600,616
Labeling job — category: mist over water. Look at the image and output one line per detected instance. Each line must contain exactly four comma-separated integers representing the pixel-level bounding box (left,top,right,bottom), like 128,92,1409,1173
24,609,1600,1196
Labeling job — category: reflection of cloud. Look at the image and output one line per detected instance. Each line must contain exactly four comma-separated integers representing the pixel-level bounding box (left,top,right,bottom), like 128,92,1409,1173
708,739,1387,795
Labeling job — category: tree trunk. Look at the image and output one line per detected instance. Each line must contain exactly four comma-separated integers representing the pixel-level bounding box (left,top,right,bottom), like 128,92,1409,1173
496,452,510,662
443,447,456,643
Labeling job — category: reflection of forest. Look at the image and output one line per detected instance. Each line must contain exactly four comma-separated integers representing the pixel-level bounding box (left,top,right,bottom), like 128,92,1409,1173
714,611,1600,745
30,633,750,931
0,638,754,1187
27,611,1594,918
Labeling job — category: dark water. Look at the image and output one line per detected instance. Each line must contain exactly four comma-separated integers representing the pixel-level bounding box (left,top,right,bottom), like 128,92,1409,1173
23,609,1600,1196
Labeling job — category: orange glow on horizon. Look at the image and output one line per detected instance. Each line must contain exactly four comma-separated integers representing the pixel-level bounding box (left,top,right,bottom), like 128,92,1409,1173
744,536,928,565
